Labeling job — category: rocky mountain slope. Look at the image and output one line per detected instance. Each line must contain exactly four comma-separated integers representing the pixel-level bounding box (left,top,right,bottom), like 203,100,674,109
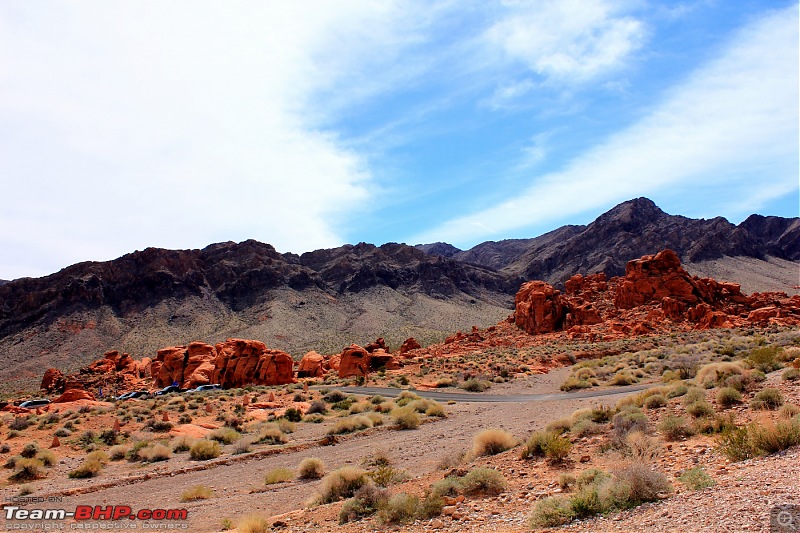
419,198,799,287
1,198,796,391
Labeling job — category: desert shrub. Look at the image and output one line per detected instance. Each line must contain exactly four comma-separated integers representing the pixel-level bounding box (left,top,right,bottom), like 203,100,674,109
54,428,71,438
20,442,39,459
783,368,800,381
471,429,518,457
323,390,347,403
679,467,715,490
181,485,213,501
558,473,576,491
237,515,269,533
425,403,447,417
612,408,648,443
283,408,303,423
686,401,715,418
390,406,420,430
560,377,593,391
613,463,672,503
338,483,388,524
520,430,570,461
171,436,197,453
643,394,666,409
625,431,662,461
109,445,129,461
68,459,102,479
315,467,370,504
139,444,171,462
717,426,757,461
750,388,783,410
779,404,800,419
716,387,742,408
683,387,706,404
298,457,325,480
369,395,385,405
189,440,221,461
657,415,694,441
747,345,783,373
78,430,96,447
35,450,56,467
416,493,445,519
303,413,325,423
460,379,491,392
9,458,45,482
430,476,461,498
256,426,288,445
460,467,507,496
529,496,575,527
609,370,636,386
667,383,689,398
306,401,327,415
9,417,30,431
696,362,744,388
377,493,419,524
328,415,373,435
571,419,602,438
146,419,173,433
264,467,293,485
86,450,109,464
749,418,800,454
209,427,240,444
545,417,572,434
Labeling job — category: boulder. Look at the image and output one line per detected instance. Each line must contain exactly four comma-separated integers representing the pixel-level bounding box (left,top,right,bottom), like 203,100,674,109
398,337,421,355
364,338,388,353
297,351,327,378
212,339,294,388
54,380,96,403
40,368,65,393
338,344,371,378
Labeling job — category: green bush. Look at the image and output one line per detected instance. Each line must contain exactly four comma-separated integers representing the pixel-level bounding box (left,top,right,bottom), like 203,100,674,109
67,459,102,479
643,394,666,409
471,429,517,457
716,387,742,408
783,368,800,381
460,379,491,392
390,407,420,430
328,415,373,435
529,496,575,527
338,483,388,524
9,458,45,482
747,345,783,373
208,428,240,444
686,401,715,418
750,388,783,410
264,467,293,485
679,467,715,490
459,467,507,496
377,493,419,524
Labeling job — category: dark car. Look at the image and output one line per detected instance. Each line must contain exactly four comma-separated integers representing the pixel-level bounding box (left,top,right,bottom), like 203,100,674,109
116,390,151,400
155,385,184,396
186,384,221,393
19,399,51,409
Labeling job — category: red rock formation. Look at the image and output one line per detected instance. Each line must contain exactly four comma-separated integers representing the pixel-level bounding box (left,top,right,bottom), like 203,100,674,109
154,342,216,389
40,368,65,393
365,338,388,353
514,281,566,335
338,344,371,378
297,351,327,378
369,349,401,371
398,337,421,355
212,339,295,388
614,250,703,309
53,380,96,403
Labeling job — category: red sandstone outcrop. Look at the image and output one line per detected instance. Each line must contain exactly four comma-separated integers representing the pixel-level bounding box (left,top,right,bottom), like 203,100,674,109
338,344,371,378
154,342,216,389
398,337,421,355
40,368,65,393
53,380,95,403
297,351,327,378
514,281,566,334
365,338,389,353
212,339,295,388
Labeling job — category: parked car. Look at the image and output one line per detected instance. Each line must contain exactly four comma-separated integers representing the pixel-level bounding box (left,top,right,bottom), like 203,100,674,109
155,385,184,396
116,390,151,400
19,399,51,409
186,384,221,393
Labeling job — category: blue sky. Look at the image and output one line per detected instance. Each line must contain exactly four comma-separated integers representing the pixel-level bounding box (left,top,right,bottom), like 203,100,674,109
0,1,797,279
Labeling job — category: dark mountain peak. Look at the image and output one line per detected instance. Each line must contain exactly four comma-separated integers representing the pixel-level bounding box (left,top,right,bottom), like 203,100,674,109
592,197,669,229
414,242,461,258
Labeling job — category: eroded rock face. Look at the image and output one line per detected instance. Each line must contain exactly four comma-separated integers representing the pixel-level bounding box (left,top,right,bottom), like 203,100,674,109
297,351,327,378
398,337,421,355
338,344,371,378
212,339,294,388
53,380,96,403
514,281,566,335
614,250,703,309
154,342,217,389
365,338,388,353
40,368,65,393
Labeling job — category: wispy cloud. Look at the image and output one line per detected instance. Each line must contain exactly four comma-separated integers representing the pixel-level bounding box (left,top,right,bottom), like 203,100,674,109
411,5,799,246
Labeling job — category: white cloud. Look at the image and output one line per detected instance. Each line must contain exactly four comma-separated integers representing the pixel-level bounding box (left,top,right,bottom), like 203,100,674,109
0,2,410,278
487,0,646,84
412,5,798,245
